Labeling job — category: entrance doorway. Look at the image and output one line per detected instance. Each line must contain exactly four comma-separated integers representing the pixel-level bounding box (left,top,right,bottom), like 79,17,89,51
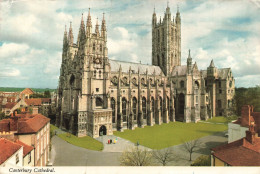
99,125,107,136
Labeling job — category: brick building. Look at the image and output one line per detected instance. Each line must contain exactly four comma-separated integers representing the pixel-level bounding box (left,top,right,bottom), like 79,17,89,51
0,112,50,166
211,105,260,166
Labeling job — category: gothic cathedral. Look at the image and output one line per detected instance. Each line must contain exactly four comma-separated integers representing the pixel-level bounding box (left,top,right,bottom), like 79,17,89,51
56,6,235,138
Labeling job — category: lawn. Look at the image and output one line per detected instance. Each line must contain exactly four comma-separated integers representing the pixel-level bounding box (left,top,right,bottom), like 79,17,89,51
113,121,227,149
57,133,103,151
204,116,238,124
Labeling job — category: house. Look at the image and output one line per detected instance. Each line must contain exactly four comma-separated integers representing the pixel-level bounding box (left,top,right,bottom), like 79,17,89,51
0,138,23,167
228,105,260,143
211,105,260,166
0,111,50,166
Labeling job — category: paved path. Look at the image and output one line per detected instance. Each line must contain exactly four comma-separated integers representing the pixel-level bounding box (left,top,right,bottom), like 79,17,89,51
95,135,151,152
51,131,227,166
52,136,121,166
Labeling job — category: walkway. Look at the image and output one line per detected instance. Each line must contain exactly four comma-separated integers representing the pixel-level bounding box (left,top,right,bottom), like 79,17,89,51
95,135,151,152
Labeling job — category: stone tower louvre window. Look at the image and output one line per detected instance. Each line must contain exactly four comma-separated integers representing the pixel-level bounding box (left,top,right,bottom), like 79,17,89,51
93,43,96,51
100,44,102,52
99,70,102,78
142,97,147,119
96,97,103,108
94,70,96,78
122,98,127,122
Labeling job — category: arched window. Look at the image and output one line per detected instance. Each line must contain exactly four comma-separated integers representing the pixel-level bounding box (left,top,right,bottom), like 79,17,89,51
157,30,160,42
229,81,232,88
99,70,102,78
180,80,185,88
111,98,116,123
142,97,146,119
122,98,127,122
157,55,160,66
133,97,137,120
151,97,155,119
159,97,163,113
70,75,75,86
171,28,174,41
94,70,96,78
100,44,102,52
93,43,96,51
96,97,103,108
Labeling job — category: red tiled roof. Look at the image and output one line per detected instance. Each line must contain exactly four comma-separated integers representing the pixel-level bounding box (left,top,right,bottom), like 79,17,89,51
15,140,34,157
41,98,51,103
25,98,42,106
3,102,17,109
20,88,34,95
0,114,50,134
212,138,260,166
0,138,22,165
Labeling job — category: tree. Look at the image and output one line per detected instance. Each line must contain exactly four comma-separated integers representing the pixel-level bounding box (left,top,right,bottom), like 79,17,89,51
0,112,5,120
182,139,201,161
152,147,176,166
120,146,153,166
44,90,51,98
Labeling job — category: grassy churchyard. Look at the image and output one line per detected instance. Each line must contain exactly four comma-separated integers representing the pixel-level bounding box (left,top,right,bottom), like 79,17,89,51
57,133,104,151
114,120,228,149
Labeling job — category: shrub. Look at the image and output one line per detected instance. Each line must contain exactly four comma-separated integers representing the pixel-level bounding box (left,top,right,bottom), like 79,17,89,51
191,155,211,166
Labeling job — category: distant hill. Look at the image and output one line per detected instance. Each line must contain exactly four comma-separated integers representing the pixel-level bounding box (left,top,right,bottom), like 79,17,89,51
0,87,56,93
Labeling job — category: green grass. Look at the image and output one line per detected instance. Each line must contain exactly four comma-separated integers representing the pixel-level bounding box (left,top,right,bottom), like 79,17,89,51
114,122,227,149
205,116,238,124
58,133,103,151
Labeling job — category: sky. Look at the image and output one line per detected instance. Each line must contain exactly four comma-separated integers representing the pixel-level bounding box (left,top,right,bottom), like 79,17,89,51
0,0,260,89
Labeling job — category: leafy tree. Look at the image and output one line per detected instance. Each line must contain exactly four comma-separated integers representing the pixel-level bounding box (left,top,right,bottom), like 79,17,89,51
191,155,211,166
120,146,153,166
0,112,5,120
152,147,176,166
44,90,51,98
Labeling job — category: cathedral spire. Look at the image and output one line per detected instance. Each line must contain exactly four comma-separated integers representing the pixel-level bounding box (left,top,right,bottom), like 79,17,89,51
101,13,106,30
209,59,215,67
87,8,92,27
68,22,74,46
95,17,100,36
63,25,68,46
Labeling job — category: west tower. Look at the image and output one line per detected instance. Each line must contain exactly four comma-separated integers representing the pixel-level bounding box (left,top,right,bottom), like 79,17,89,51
152,4,181,76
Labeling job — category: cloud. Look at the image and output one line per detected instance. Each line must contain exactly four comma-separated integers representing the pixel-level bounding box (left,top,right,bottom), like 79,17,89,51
0,0,259,88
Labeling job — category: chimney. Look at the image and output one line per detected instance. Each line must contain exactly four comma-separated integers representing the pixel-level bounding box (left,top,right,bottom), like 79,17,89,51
246,121,256,144
241,105,251,126
32,107,38,114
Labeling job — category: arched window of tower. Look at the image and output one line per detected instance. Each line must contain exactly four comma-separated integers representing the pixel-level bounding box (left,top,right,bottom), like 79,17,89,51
100,44,102,52
99,70,102,78
180,80,185,88
93,43,96,51
96,97,103,108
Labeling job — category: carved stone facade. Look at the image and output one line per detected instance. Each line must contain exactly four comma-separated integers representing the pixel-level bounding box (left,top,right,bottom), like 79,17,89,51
56,6,235,138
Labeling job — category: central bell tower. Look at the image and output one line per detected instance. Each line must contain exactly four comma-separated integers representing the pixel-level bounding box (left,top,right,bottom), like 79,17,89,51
152,4,181,76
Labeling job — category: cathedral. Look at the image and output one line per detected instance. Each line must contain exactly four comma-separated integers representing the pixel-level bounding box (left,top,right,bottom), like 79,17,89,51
56,5,235,138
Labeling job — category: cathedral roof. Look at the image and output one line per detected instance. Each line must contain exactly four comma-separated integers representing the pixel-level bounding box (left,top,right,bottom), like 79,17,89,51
201,68,231,79
109,59,163,76
171,65,187,76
